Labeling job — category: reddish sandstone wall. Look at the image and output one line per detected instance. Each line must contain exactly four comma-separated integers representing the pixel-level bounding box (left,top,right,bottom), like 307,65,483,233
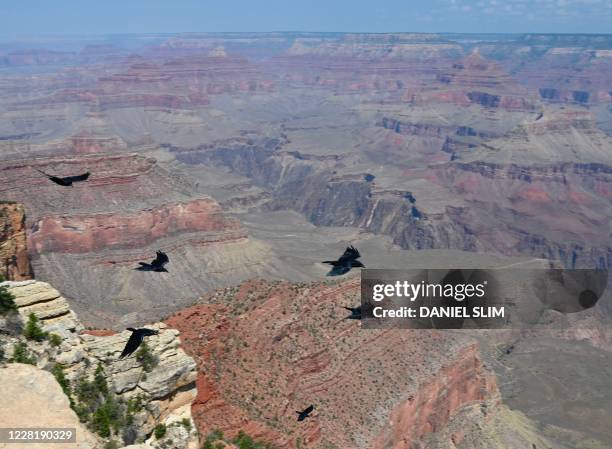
29,198,242,254
166,279,501,449
0,203,33,280
374,344,498,449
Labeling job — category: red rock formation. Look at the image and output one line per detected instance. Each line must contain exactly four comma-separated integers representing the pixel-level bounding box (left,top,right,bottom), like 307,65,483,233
69,132,127,155
0,202,32,280
30,198,242,254
0,155,245,259
268,34,465,95
166,279,500,449
421,161,612,268
96,56,274,98
0,154,186,219
512,48,612,105
373,345,498,449
6,53,277,114
267,39,540,112
0,152,259,327
420,53,536,110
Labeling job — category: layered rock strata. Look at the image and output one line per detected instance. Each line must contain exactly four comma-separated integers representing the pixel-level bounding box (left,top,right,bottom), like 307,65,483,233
166,279,505,449
0,203,32,280
0,280,198,449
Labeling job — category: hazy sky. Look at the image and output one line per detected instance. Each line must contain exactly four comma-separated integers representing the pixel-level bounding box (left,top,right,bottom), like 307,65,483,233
1,0,611,39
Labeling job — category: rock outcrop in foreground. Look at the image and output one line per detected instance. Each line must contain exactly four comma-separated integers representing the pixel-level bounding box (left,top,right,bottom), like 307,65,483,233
0,279,198,449
1,363,99,449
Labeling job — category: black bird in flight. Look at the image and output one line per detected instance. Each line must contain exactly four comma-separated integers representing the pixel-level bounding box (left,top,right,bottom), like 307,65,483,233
35,168,90,186
343,306,362,320
296,405,314,422
323,245,364,276
136,250,169,272
119,327,159,359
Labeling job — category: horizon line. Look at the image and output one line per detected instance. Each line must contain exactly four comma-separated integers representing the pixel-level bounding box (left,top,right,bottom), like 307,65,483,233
2,30,612,41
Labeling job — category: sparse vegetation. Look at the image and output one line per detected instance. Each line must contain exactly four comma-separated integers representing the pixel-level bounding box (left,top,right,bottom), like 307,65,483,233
94,363,109,396
92,393,122,438
11,341,36,364
51,363,71,398
23,313,47,341
103,440,121,449
48,333,62,347
201,429,278,449
209,429,224,441
136,340,158,372
0,277,17,314
69,363,144,446
125,393,147,425
201,429,224,449
180,418,192,430
154,423,167,439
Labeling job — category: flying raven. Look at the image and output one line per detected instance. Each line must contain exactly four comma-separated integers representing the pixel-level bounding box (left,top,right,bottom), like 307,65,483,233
323,245,364,276
35,168,90,186
296,405,314,422
119,328,159,359
136,250,169,272
343,306,362,320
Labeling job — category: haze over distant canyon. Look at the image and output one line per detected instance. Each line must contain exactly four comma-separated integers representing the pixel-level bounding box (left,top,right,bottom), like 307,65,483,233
1,31,611,449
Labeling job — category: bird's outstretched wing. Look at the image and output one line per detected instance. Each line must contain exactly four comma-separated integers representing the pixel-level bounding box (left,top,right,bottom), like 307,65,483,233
344,306,362,319
327,265,351,276
63,172,90,183
338,245,360,263
34,168,52,178
35,168,64,184
152,250,169,268
120,332,144,359
135,262,151,271
296,405,314,421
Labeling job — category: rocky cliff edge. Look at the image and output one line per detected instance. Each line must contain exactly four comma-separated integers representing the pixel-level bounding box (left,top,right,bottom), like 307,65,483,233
0,279,198,449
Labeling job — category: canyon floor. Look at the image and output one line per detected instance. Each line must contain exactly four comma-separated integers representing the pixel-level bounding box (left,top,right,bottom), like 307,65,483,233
0,32,611,448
